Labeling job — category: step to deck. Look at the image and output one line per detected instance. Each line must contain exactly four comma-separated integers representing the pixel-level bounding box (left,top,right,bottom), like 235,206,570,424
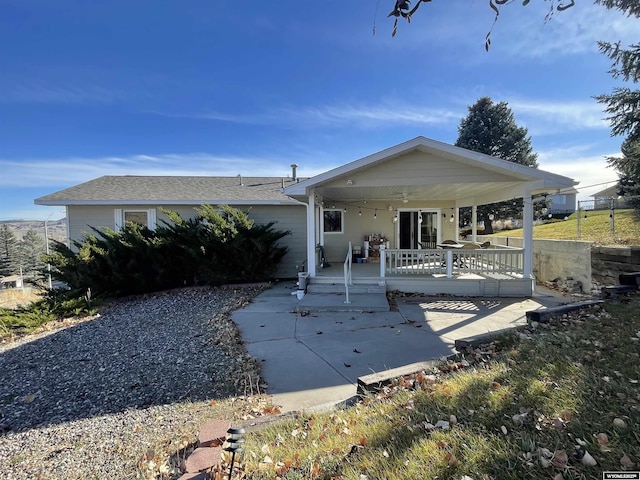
307,283,386,294
295,292,390,312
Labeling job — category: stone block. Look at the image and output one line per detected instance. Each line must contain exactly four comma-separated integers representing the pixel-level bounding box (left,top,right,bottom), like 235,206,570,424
178,473,210,480
198,419,231,447
181,446,223,473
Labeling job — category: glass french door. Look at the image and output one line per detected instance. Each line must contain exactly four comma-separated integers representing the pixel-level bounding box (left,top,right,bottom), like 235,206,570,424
398,211,438,249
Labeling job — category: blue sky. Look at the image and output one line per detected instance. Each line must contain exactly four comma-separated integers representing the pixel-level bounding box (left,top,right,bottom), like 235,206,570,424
0,0,636,220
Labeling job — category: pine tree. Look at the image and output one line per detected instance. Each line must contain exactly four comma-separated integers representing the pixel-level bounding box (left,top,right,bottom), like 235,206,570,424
0,225,20,277
18,229,47,281
455,97,540,234
594,1,640,210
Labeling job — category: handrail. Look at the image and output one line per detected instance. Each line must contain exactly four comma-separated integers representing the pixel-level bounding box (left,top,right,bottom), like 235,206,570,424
344,241,352,304
382,247,524,278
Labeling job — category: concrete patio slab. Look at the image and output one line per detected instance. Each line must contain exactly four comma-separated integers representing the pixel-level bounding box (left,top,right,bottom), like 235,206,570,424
232,283,574,413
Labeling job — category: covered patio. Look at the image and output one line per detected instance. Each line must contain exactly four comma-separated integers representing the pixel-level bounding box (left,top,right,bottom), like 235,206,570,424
285,137,576,297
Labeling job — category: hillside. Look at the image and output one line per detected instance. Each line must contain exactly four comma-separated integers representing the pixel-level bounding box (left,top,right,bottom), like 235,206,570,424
490,209,640,245
0,219,68,244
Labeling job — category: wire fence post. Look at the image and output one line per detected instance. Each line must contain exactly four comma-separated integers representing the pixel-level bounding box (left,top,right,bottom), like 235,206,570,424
577,202,582,240
610,198,616,237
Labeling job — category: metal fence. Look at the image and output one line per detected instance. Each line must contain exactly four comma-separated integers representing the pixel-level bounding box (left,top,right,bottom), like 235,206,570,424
577,196,639,240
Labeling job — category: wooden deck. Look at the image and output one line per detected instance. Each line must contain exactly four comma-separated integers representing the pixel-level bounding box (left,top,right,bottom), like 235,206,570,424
312,247,531,297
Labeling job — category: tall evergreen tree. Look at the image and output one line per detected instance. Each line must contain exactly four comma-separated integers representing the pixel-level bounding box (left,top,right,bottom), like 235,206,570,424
608,137,640,210
18,229,47,281
0,225,20,277
455,97,540,234
593,1,640,211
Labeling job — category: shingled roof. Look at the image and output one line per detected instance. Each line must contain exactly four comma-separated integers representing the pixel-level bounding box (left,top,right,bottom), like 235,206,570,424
35,175,304,206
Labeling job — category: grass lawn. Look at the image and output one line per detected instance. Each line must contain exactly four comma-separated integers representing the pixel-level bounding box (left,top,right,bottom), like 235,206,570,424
233,298,640,480
491,209,640,245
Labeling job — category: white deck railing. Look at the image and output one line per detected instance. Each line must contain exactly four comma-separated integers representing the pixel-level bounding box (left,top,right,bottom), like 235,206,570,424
382,247,524,279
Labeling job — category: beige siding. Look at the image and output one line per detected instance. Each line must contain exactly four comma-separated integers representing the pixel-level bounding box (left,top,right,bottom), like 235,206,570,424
242,205,307,278
67,203,305,279
321,200,458,262
323,150,514,189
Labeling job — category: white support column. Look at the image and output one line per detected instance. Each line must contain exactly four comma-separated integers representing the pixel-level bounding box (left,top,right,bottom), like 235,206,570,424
471,206,478,242
522,187,534,279
307,192,317,277
379,244,386,279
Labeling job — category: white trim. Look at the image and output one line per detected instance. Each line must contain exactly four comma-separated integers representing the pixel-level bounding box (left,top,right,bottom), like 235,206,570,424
396,208,441,248
36,199,302,206
306,193,316,277
284,136,577,197
322,208,344,234
114,209,123,231
114,208,157,232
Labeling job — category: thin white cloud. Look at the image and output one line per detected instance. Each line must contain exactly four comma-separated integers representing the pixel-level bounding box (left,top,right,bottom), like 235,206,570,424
0,153,325,189
0,81,124,104
154,102,462,129
490,1,638,58
509,99,609,134
538,145,619,201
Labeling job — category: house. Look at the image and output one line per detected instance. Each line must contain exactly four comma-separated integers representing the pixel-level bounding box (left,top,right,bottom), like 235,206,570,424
35,175,309,278
547,186,577,217
35,136,577,297
590,184,626,210
0,274,23,289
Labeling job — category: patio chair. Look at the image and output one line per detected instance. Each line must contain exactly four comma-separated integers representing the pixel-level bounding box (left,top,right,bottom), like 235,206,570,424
461,243,481,268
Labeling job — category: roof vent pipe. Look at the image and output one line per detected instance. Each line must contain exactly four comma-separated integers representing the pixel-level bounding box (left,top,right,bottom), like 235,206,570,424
290,164,298,181
237,174,243,186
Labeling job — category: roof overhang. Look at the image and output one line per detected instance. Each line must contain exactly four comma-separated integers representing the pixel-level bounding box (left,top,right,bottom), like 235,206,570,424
284,136,577,206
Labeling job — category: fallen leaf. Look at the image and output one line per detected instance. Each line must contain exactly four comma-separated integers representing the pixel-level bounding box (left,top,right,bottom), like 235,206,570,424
434,420,450,430
581,450,597,466
492,381,501,388
512,413,527,425
613,418,627,429
552,450,568,469
596,433,610,452
344,362,351,368
445,452,459,466
359,437,367,446
553,417,565,430
621,453,635,469
353,348,361,354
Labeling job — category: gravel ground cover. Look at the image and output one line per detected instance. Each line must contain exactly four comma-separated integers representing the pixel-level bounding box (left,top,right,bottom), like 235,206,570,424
0,285,266,479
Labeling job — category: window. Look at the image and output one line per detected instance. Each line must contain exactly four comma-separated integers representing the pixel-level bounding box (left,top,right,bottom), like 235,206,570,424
323,209,343,234
114,208,156,231
124,210,148,227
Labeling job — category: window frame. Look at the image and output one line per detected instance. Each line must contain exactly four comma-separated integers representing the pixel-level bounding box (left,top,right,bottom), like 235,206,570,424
323,208,344,234
114,208,157,232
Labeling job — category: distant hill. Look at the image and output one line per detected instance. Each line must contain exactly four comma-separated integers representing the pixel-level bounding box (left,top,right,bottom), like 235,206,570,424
0,219,67,244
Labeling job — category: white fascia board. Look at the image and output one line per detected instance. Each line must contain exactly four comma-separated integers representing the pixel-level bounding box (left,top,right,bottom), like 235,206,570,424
284,136,577,196
285,137,429,196
34,199,302,206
